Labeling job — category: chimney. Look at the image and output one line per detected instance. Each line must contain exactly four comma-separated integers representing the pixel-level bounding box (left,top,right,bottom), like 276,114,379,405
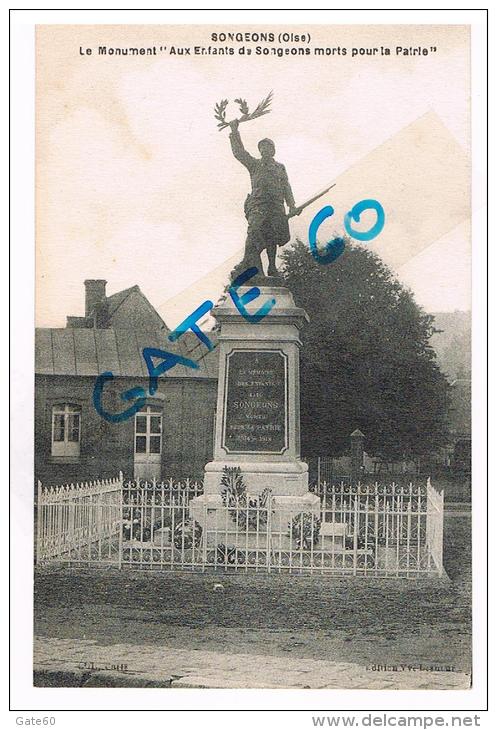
84,279,107,317
84,279,109,328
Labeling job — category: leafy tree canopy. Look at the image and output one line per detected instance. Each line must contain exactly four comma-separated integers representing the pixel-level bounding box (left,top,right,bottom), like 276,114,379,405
279,238,450,460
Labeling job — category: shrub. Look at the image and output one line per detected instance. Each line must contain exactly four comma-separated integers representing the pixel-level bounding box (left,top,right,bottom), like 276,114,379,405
220,466,247,505
220,465,272,530
289,513,321,549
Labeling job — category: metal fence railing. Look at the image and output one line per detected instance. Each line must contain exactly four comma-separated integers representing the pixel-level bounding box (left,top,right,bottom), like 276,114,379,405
426,477,444,575
36,476,444,577
36,474,123,565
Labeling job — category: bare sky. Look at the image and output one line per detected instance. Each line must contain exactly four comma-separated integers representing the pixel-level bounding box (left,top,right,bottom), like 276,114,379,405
36,24,471,328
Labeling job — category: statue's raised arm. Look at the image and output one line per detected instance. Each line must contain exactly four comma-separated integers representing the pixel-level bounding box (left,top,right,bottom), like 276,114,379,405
229,120,257,171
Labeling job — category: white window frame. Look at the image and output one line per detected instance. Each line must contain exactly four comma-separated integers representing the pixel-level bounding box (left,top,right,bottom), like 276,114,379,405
134,406,163,457
51,403,81,458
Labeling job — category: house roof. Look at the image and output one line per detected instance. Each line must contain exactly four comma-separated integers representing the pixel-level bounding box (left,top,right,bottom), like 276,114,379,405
35,327,219,379
66,284,171,331
106,286,140,316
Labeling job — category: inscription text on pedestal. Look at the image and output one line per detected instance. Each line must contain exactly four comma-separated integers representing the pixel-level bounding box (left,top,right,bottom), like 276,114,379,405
222,350,287,454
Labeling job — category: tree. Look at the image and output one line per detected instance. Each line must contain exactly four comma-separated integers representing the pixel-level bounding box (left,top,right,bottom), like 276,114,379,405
279,239,450,460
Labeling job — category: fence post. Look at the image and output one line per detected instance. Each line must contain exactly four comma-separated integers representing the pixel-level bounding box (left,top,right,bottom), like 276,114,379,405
117,472,124,569
202,498,208,571
352,496,358,575
438,488,445,577
36,480,43,565
266,495,272,573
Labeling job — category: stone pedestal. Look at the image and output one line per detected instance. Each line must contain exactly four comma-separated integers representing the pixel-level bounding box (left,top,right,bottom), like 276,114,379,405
191,283,320,546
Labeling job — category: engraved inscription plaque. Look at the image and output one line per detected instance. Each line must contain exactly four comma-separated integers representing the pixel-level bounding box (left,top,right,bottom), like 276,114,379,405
223,350,287,454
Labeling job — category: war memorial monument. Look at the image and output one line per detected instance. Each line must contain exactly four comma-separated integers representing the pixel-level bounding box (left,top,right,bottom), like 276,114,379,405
191,94,331,547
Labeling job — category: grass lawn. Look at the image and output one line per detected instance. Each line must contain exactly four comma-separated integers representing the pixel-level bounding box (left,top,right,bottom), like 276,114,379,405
34,513,471,674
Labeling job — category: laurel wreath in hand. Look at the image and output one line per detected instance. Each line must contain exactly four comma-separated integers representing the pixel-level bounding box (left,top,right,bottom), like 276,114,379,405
214,91,273,130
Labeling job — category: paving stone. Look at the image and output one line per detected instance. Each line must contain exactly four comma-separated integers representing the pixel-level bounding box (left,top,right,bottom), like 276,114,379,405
34,637,471,690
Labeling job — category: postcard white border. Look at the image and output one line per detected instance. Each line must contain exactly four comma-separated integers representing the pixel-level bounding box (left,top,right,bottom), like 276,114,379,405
9,5,489,721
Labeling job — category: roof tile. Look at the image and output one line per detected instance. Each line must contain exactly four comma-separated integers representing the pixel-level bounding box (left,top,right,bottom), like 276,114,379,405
36,328,218,379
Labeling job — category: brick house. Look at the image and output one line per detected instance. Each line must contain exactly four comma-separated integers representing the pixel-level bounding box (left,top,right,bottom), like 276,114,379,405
35,280,218,485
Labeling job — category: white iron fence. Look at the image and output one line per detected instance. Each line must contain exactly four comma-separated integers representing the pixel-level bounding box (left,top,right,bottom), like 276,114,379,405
36,475,123,565
426,477,444,575
36,475,444,577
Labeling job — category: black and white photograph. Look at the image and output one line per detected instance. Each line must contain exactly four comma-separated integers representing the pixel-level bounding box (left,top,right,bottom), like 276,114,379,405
9,7,489,723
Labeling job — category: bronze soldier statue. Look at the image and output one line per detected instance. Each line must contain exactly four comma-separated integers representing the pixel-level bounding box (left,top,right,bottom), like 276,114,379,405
228,118,302,277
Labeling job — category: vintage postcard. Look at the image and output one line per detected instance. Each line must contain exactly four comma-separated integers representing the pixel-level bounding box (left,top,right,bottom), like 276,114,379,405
9,8,489,720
